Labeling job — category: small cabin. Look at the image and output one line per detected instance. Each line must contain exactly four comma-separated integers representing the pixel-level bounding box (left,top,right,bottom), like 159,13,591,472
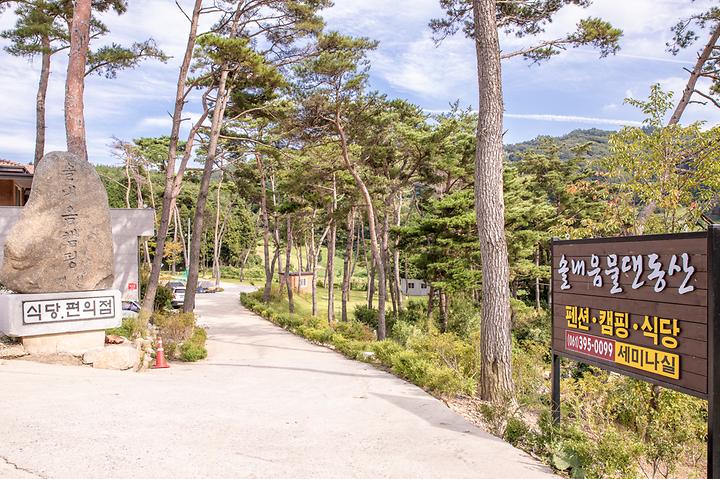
400,278,430,297
279,271,314,293
0,160,33,206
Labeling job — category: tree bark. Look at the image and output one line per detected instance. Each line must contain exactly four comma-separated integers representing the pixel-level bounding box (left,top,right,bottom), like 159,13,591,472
184,65,231,313
35,35,51,165
141,0,203,316
535,245,541,311
285,217,294,313
473,0,515,402
256,154,274,303
669,23,720,125
427,284,434,319
439,290,449,333
341,206,356,322
326,173,337,324
393,195,403,310
212,169,224,287
65,0,91,161
367,261,376,309
336,120,387,338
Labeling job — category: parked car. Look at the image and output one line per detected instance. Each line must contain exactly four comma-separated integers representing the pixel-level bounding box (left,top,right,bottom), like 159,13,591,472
197,280,218,294
122,300,141,319
165,280,185,290
171,287,185,308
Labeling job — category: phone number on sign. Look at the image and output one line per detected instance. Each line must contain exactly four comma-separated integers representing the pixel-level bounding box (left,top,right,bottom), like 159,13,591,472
565,330,615,361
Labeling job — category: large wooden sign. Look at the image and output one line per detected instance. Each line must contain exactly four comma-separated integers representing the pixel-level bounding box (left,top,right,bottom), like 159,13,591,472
551,227,720,478
552,232,708,397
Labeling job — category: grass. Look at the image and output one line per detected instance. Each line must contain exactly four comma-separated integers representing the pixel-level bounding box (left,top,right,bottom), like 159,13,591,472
264,285,376,320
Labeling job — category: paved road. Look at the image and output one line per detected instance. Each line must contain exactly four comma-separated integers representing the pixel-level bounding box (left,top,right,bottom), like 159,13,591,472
0,284,557,478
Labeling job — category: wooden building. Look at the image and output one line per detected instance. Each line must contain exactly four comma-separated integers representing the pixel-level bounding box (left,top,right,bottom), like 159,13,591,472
0,160,33,206
279,272,314,293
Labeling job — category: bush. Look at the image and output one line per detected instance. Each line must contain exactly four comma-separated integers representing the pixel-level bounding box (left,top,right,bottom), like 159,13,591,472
446,295,480,337
152,311,207,362
153,311,195,344
334,320,374,341
106,317,147,340
397,300,426,325
155,284,174,311
389,319,422,346
354,305,395,334
389,349,473,396
139,265,173,311
179,327,208,361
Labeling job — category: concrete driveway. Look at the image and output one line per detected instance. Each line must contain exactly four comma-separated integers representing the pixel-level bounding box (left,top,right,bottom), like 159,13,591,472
0,283,557,479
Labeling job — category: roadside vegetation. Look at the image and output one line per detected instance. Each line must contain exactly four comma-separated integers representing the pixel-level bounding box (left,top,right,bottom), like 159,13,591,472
6,0,719,477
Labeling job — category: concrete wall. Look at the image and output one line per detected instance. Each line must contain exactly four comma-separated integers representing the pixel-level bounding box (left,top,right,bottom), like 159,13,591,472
0,207,155,301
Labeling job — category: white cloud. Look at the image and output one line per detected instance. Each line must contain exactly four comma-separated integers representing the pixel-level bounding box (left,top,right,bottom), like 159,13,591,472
505,113,642,127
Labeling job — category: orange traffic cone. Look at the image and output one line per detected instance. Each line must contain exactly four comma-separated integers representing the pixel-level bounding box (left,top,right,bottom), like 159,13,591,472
153,336,170,369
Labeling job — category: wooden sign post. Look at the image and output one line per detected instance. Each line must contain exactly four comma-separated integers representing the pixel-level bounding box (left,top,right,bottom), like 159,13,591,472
551,226,719,478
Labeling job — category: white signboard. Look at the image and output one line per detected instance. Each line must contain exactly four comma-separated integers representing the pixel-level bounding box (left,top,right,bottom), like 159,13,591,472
22,295,116,324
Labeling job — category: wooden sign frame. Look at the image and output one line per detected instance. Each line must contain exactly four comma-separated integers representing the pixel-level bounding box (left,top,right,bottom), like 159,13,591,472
551,226,720,478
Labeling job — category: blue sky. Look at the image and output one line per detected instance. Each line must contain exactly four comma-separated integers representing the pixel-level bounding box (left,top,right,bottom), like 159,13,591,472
0,0,717,165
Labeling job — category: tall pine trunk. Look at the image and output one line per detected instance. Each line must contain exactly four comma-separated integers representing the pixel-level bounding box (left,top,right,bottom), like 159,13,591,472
473,0,514,401
65,0,91,161
142,0,203,315
393,195,403,310
326,174,337,323
285,217,294,313
35,35,50,165
337,118,387,338
341,207,356,322
184,65,231,313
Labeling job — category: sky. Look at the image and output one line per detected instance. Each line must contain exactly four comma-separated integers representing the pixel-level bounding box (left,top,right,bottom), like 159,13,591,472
0,0,717,165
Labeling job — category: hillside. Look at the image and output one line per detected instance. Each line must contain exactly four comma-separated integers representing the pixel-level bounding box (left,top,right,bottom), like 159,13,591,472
504,128,612,162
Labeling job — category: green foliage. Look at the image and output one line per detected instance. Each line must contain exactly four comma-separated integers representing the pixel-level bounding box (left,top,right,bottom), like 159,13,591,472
430,1,622,62
353,305,396,334
179,327,208,362
152,311,206,362
505,128,611,163
1,0,164,76
106,317,147,340
601,84,720,234
155,285,174,311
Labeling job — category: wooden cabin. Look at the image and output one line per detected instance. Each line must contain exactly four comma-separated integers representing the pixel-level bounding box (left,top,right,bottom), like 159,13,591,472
279,272,314,293
0,160,33,206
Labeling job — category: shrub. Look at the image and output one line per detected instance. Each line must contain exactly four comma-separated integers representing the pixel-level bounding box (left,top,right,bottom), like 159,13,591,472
446,295,480,337
153,311,195,344
180,340,207,361
334,320,374,341
152,311,207,362
353,305,378,328
179,327,207,361
155,284,174,311
370,340,404,364
408,331,479,381
389,319,422,347
397,300,426,325
389,349,473,396
354,305,395,334
106,316,147,340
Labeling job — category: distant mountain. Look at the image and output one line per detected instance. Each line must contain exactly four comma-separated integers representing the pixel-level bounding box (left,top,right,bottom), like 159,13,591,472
504,128,612,162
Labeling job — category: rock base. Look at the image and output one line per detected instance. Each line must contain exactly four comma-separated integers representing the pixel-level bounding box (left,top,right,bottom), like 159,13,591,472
83,344,138,370
22,330,105,356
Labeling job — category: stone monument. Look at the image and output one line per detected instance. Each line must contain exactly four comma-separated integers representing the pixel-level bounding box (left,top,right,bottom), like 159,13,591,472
0,152,121,354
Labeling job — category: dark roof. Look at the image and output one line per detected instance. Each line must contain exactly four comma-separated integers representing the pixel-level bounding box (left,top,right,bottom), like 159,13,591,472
0,159,33,176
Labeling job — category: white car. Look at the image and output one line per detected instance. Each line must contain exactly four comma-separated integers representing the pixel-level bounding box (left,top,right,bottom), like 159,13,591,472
171,287,185,308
